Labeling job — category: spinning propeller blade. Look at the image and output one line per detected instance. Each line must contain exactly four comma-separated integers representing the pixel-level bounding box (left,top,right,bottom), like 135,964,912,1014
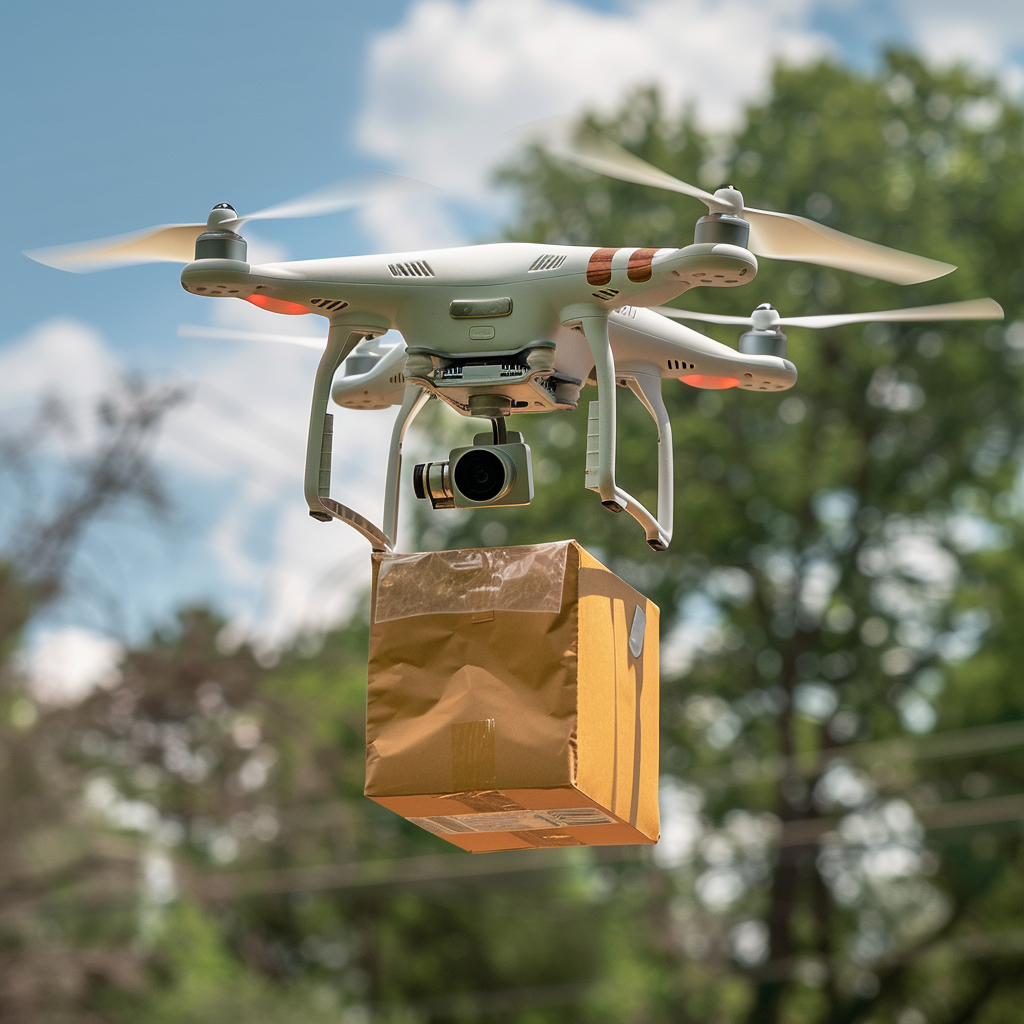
177,325,404,358
648,308,753,326
775,297,1004,329
554,131,955,285
553,131,723,208
230,172,438,224
650,297,1004,330
176,325,326,349
25,172,436,273
741,209,955,286
26,224,208,273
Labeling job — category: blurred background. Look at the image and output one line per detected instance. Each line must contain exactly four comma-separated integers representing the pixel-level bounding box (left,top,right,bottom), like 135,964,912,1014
2,1,1024,1021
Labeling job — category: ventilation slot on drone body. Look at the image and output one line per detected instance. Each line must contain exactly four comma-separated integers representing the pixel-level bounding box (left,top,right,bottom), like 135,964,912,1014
310,298,349,312
592,288,620,300
388,261,435,278
528,254,568,272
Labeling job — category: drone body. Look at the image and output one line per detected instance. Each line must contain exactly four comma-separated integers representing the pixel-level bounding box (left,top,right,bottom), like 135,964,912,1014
331,301,798,414
25,139,1002,555
176,236,796,551
180,238,794,405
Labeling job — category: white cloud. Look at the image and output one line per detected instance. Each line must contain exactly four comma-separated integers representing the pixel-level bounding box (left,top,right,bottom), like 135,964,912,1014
159,333,395,643
241,500,376,644
896,0,1024,82
160,300,398,643
21,626,123,705
355,0,829,245
0,314,397,646
354,0,1024,251
0,318,120,424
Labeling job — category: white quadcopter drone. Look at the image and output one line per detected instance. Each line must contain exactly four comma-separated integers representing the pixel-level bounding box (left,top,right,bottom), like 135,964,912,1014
26,133,1002,552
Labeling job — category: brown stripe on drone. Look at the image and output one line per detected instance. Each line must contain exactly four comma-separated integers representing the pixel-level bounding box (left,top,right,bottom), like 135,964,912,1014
627,248,659,283
586,247,619,286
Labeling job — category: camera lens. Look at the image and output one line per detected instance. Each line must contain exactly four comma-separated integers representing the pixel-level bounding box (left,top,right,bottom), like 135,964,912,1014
413,461,452,502
453,449,512,502
412,464,427,500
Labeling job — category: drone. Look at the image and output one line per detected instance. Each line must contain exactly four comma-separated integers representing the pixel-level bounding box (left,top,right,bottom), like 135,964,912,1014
26,133,1003,553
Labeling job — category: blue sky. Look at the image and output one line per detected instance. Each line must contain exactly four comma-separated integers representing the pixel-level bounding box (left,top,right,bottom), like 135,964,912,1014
2,1,414,351
1,0,1021,676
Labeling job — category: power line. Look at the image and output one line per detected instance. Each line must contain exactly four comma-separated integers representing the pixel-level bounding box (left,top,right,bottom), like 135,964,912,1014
778,791,1024,848
694,718,1024,790
186,846,641,901
186,790,1024,898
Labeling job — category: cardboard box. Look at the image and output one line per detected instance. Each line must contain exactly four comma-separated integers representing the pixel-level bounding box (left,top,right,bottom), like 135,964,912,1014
365,541,659,852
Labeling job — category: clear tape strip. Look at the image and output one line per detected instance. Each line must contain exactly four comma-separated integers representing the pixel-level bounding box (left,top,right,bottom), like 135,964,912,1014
374,541,571,623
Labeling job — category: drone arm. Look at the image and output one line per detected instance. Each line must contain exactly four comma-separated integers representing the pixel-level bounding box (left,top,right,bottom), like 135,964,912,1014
573,311,626,507
568,308,672,550
305,325,392,551
623,373,673,549
382,384,430,550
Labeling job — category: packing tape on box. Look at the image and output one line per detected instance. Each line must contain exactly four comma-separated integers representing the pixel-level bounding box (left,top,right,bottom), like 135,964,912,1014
374,542,570,622
451,719,497,791
410,806,615,836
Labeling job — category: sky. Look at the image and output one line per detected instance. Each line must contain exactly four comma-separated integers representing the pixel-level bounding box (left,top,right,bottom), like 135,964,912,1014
1,0,1022,694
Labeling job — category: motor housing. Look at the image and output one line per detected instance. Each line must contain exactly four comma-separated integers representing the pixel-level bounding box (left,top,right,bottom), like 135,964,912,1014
738,327,787,358
195,204,248,261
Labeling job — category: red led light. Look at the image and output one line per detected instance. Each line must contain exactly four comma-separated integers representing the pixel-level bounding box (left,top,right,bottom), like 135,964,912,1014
681,374,739,390
244,294,309,315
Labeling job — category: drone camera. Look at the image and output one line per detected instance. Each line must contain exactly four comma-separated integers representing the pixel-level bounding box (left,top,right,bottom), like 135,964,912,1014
412,460,453,509
413,432,534,510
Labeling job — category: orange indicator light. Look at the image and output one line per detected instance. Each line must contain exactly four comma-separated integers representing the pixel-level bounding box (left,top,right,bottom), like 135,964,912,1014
681,374,739,390
244,294,309,315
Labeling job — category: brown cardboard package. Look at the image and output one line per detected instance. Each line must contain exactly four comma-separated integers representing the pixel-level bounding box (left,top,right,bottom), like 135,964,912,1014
365,541,659,852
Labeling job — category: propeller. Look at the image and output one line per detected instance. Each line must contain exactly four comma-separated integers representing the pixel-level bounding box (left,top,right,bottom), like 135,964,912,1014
176,324,327,349
176,324,403,357
650,297,1004,331
552,130,956,286
25,172,437,273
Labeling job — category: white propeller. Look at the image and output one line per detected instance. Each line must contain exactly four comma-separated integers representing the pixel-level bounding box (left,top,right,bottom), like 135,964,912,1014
176,324,405,357
650,297,1004,331
553,129,956,286
176,324,326,349
25,172,438,273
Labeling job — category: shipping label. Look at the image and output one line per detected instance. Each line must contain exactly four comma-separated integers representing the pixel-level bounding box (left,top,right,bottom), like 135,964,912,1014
409,806,617,835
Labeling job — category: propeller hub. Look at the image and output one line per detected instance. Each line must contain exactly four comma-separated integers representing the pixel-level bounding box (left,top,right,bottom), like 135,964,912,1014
712,185,744,214
207,205,239,230
750,304,780,330
195,205,247,262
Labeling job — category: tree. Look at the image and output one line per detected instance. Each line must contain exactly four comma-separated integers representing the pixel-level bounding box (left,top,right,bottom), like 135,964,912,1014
0,381,185,1021
426,50,1024,1024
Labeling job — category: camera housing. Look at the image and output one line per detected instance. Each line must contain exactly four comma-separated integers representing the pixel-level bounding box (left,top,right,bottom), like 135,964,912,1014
413,431,534,510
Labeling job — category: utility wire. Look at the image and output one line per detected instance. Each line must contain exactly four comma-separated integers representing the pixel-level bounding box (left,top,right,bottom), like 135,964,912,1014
263,718,1024,837
186,790,1024,898
186,846,639,901
691,717,1024,790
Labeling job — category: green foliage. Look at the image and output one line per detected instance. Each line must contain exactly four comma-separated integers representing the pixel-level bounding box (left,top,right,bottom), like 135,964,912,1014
112,902,347,1024
417,50,1024,1022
